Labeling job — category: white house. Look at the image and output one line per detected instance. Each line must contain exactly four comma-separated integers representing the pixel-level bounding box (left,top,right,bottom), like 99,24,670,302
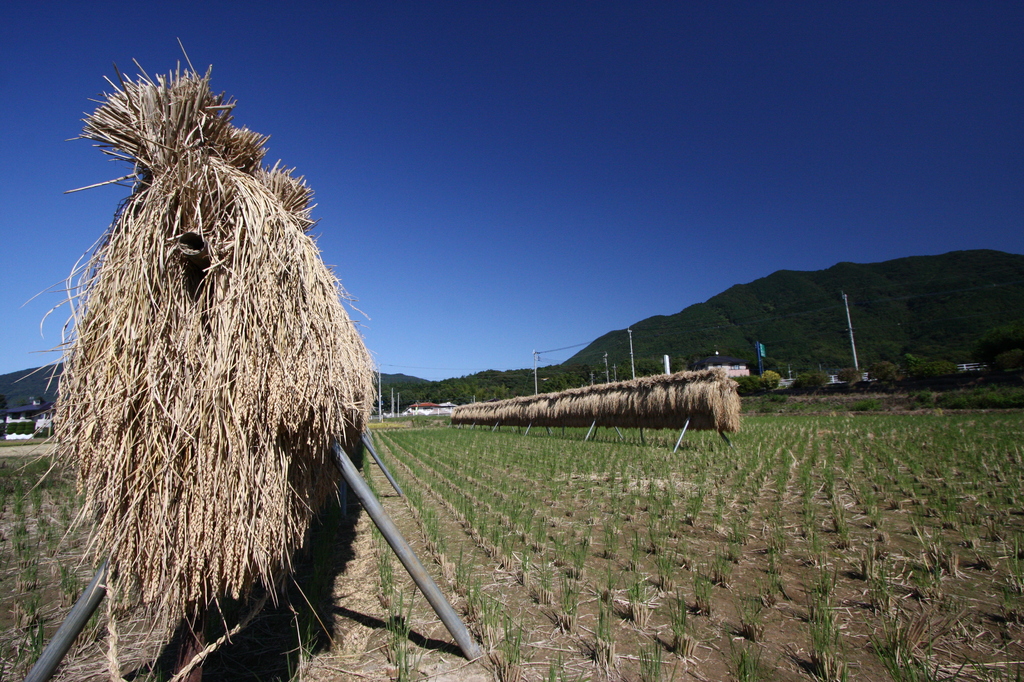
691,353,750,377
3,399,55,439
404,402,457,416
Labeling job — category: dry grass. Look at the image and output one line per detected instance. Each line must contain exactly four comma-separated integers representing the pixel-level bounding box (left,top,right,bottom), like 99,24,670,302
54,66,374,669
450,369,740,432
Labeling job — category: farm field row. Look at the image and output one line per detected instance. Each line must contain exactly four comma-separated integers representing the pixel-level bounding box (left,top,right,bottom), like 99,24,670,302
2,413,1023,680
368,414,1024,680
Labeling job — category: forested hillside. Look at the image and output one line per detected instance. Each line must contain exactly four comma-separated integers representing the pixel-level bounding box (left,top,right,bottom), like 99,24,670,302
570,250,1024,371
0,365,61,406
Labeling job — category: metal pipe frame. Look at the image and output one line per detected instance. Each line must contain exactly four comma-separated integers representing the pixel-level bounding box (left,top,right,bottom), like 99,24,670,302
24,561,109,682
672,417,691,453
361,432,404,497
331,442,483,661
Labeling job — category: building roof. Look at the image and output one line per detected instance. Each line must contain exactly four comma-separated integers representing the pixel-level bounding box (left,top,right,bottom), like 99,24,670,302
3,401,55,418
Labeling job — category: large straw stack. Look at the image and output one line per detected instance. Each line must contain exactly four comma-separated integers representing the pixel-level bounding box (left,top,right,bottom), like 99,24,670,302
57,67,374,648
450,369,740,432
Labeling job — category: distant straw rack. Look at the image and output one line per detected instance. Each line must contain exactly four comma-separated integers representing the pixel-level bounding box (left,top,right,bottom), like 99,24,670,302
450,369,740,433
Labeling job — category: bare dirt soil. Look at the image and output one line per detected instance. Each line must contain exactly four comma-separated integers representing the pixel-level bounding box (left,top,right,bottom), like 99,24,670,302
0,441,55,458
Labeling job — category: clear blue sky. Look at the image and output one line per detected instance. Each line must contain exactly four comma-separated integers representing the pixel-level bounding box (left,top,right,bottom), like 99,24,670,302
1,2,1021,380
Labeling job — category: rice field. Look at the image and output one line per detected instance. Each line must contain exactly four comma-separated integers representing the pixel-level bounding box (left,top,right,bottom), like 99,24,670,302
367,413,1024,680
0,450,97,678
3,413,1024,680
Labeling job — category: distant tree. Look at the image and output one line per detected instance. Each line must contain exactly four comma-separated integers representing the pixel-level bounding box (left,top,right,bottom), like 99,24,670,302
760,370,781,390
868,361,900,383
904,354,957,378
974,319,1024,363
734,375,762,394
480,384,510,401
540,374,574,393
682,353,706,369
793,371,828,388
836,367,862,384
634,357,663,377
994,348,1024,371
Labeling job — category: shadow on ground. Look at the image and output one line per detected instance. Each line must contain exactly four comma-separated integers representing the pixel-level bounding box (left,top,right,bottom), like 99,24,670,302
134,447,368,682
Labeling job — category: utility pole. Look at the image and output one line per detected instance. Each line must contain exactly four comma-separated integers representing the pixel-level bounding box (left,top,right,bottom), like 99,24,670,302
378,368,383,422
603,353,609,383
627,328,635,379
613,364,617,381
842,291,860,371
391,387,394,418
590,371,594,386
533,350,539,394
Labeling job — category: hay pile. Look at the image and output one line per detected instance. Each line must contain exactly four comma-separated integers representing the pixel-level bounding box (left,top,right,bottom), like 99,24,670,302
57,67,374,646
450,369,740,432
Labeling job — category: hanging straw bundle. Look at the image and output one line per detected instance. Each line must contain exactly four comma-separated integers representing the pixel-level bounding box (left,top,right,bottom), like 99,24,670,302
57,67,374,648
450,369,740,432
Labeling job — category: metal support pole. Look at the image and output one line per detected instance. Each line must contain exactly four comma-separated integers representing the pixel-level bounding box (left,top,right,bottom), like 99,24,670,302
584,420,597,442
524,421,532,436
332,443,483,661
491,421,500,432
361,432,404,498
613,426,624,441
533,351,539,394
25,561,109,682
628,328,635,379
672,418,691,454
546,427,552,436
339,476,349,515
842,291,860,371
720,432,733,448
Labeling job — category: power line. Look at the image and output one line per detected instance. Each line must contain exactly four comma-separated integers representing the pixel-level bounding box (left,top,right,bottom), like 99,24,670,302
536,341,591,354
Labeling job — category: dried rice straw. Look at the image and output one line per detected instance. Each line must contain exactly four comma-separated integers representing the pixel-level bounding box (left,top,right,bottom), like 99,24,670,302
450,369,740,433
56,66,374,662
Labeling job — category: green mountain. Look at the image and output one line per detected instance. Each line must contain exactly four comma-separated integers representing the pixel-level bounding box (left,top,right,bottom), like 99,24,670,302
0,365,61,407
380,373,428,385
568,250,1024,374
